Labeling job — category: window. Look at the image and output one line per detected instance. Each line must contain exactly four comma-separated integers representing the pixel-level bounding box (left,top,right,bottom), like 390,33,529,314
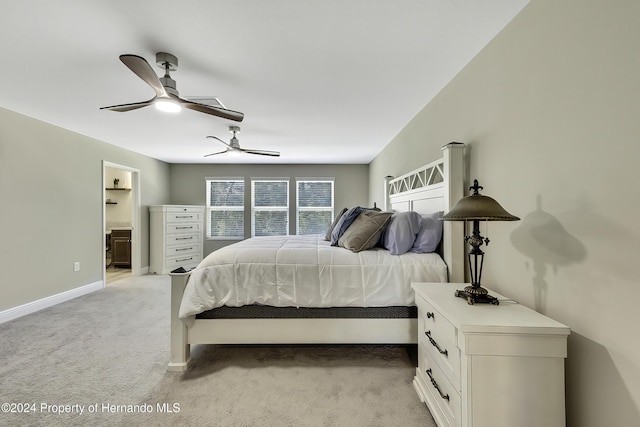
206,178,244,240
296,179,334,235
251,179,289,237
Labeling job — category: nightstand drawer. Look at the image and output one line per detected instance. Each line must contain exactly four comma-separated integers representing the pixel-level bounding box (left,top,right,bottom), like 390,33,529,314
418,295,461,387
421,336,460,391
418,295,457,346
419,351,461,427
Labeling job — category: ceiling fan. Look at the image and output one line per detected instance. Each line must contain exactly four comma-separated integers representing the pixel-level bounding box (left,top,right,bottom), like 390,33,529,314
100,52,244,122
205,126,280,157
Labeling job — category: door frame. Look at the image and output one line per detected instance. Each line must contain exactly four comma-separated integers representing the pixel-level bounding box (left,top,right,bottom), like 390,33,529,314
102,161,142,285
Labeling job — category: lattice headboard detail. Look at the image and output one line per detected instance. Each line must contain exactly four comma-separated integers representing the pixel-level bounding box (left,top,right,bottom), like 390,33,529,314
388,161,444,197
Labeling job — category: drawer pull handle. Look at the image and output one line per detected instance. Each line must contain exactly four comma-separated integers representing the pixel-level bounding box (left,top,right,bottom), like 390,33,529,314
427,312,434,319
176,237,194,240
176,215,194,219
425,331,448,356
176,247,193,251
176,257,193,262
176,226,193,230
426,369,450,401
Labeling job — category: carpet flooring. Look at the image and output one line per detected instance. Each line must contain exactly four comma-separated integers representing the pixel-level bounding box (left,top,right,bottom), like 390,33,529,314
0,274,436,427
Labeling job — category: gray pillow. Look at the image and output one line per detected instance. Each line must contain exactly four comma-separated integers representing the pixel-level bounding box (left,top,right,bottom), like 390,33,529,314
325,207,348,241
338,210,393,253
330,206,364,246
411,211,443,253
383,211,423,255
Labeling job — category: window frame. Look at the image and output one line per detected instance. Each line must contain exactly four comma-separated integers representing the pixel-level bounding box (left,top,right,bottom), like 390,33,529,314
250,178,290,237
205,177,245,240
295,178,335,235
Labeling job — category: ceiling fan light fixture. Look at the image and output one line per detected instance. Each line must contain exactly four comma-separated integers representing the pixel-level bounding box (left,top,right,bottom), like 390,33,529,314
155,99,181,113
101,53,243,121
204,126,280,158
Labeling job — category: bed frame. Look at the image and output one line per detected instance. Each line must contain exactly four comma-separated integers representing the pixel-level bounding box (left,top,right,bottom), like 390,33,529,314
167,142,465,371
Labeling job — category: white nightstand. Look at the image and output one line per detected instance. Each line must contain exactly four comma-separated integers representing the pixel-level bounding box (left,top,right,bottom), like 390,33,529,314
412,282,570,427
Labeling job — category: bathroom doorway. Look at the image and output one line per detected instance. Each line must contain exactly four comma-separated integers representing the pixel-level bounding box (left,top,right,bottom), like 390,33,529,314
102,161,141,285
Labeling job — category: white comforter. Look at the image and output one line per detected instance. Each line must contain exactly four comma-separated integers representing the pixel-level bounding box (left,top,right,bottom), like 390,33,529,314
178,234,448,319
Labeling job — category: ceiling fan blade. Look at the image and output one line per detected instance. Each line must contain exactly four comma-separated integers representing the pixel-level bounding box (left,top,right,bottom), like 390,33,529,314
240,148,281,157
181,100,244,122
99,98,155,112
205,135,231,147
204,149,229,157
119,54,168,97
184,96,226,109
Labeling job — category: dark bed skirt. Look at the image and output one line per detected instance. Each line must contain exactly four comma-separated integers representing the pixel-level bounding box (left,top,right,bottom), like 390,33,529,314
195,305,418,320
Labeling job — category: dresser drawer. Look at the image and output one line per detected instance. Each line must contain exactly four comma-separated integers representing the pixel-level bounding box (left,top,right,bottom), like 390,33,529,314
419,296,461,388
165,253,202,269
166,206,203,214
418,351,462,427
166,222,203,235
166,244,201,258
166,233,202,246
166,211,203,223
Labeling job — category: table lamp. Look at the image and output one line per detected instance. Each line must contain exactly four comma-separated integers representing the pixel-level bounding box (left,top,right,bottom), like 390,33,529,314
441,179,520,305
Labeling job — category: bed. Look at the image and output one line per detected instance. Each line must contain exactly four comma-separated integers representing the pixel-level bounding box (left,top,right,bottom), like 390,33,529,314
167,142,466,371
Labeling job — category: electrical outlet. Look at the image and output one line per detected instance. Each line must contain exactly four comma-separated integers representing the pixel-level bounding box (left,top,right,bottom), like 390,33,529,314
73,262,80,272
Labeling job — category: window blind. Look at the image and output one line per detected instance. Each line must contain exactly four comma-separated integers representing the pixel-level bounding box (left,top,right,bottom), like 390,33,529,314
251,179,289,237
206,179,244,239
296,179,334,235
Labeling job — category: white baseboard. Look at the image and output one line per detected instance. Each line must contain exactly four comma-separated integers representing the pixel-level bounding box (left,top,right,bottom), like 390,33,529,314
0,280,104,324
136,266,149,275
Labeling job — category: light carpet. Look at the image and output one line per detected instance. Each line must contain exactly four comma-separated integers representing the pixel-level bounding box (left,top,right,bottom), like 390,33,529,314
0,274,436,427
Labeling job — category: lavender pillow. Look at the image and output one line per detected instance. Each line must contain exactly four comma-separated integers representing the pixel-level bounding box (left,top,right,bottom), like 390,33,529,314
383,211,423,255
411,211,443,253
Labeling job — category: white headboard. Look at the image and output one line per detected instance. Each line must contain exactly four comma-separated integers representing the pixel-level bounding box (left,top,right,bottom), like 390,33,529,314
386,142,465,283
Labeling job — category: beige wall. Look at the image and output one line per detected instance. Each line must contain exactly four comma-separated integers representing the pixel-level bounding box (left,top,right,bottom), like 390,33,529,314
170,163,369,254
369,0,640,425
0,107,170,312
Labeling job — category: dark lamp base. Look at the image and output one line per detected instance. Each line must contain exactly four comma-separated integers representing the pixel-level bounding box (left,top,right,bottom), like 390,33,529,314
455,285,499,305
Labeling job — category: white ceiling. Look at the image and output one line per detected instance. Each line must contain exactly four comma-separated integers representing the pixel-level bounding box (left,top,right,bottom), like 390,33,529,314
0,0,529,164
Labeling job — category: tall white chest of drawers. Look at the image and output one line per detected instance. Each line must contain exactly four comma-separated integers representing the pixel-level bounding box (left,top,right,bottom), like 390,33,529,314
149,205,204,274
412,283,570,427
